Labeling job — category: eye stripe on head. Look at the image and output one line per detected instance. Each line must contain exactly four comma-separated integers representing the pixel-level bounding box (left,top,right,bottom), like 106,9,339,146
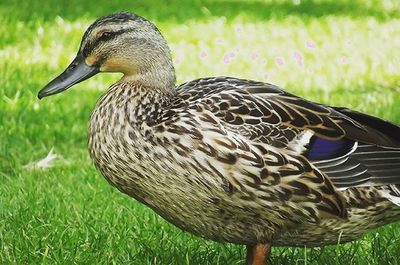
81,29,132,57
97,29,126,42
81,12,143,45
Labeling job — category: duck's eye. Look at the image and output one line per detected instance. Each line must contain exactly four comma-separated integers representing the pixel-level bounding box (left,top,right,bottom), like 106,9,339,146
98,31,113,40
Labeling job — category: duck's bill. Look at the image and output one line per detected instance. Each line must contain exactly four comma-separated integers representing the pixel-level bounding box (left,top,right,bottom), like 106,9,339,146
38,53,99,99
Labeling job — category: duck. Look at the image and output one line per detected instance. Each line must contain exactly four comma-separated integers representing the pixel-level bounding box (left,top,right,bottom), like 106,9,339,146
38,12,400,265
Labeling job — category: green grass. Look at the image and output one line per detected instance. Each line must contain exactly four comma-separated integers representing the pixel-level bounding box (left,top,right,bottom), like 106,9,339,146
1,0,400,264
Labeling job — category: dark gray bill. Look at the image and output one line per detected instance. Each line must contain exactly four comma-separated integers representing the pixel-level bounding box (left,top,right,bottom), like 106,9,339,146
38,53,99,99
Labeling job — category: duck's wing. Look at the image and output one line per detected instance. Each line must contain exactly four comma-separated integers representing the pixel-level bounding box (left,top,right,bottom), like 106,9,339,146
178,77,400,149
177,77,400,194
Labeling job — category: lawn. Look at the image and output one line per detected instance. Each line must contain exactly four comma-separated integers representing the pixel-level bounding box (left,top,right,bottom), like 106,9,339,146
1,0,400,264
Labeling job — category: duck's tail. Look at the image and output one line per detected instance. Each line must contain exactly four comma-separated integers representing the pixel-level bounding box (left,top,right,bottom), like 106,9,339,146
311,107,400,206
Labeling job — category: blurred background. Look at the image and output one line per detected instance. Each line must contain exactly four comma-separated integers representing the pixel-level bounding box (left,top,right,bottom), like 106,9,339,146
1,0,399,264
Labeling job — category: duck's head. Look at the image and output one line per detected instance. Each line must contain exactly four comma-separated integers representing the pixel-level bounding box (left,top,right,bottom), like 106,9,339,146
38,12,175,99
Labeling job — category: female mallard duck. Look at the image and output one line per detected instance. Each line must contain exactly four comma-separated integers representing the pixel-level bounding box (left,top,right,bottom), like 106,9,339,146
38,12,400,265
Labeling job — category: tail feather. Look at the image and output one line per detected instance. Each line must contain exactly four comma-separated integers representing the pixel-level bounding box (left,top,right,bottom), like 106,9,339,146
380,185,400,206
333,107,400,148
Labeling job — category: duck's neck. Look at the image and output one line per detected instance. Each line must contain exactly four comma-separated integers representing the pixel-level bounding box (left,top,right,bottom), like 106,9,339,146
121,49,176,92
123,70,175,92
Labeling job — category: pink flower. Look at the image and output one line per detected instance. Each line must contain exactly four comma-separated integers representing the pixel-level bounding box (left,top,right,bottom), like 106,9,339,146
251,52,259,61
293,51,304,67
200,50,208,58
306,39,317,49
276,57,285,66
339,57,349,64
223,51,236,64
174,58,182,66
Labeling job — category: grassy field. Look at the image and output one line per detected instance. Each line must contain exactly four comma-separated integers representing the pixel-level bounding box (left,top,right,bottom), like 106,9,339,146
1,0,400,264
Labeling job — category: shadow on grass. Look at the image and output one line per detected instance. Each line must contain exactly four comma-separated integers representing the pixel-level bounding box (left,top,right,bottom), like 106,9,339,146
0,0,398,24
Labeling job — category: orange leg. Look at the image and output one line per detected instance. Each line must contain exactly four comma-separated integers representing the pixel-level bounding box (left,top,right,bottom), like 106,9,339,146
245,243,271,265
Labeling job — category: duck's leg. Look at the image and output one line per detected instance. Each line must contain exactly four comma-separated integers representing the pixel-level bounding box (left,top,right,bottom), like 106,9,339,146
245,243,271,265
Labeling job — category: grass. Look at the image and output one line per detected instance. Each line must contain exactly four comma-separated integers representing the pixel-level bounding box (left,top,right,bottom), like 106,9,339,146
1,0,400,264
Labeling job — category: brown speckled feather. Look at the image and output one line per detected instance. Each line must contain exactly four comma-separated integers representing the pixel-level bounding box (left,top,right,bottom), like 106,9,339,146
86,76,400,246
